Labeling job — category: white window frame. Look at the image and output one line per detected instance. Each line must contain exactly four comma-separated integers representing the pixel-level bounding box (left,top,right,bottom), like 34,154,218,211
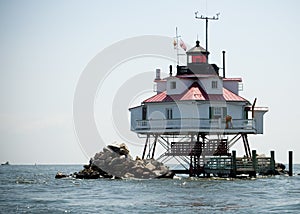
213,107,222,116
170,81,176,89
210,106,227,119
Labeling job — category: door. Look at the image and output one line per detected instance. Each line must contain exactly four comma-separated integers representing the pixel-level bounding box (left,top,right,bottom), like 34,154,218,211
142,106,147,120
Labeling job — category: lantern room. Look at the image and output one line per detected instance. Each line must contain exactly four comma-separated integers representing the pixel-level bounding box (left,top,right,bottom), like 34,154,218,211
186,40,209,65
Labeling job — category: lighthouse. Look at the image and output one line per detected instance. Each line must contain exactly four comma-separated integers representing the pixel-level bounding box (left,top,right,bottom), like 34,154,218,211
129,36,268,176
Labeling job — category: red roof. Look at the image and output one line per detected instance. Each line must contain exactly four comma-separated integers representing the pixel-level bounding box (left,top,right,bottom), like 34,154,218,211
177,74,219,79
143,82,248,103
223,78,242,82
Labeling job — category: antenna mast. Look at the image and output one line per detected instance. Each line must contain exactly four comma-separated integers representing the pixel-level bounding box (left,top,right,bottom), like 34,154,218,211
195,12,220,61
174,27,181,65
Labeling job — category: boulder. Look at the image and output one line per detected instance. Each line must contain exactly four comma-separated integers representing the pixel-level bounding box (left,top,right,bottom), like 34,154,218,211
145,163,156,171
124,172,135,178
275,162,288,175
55,172,68,179
56,142,174,180
107,142,129,156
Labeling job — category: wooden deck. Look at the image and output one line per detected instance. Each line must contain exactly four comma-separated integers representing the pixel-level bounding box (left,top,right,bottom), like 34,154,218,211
165,139,230,156
171,151,275,178
204,154,275,177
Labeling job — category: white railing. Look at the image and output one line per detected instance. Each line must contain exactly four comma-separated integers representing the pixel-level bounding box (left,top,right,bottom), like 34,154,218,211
134,118,255,131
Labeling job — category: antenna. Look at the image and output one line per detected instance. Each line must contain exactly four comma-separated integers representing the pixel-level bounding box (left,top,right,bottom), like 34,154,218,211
174,27,181,65
195,12,220,62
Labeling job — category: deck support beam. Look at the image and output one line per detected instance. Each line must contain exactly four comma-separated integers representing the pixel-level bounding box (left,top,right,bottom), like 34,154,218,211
142,134,149,160
242,134,251,158
151,134,158,159
139,132,261,177
228,134,242,148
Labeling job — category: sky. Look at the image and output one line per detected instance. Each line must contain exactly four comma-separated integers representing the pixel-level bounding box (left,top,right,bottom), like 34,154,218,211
1,0,300,164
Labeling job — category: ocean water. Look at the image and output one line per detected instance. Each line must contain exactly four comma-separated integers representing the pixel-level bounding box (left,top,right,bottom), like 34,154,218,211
0,165,300,213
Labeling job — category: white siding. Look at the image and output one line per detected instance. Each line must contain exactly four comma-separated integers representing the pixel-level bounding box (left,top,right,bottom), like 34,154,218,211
198,77,223,94
145,102,245,120
254,110,268,134
147,103,180,119
156,81,166,93
166,77,192,95
129,106,142,130
165,76,224,95
129,101,260,133
227,103,244,119
199,103,210,118
199,102,245,119
177,102,199,118
223,81,239,95
131,102,245,122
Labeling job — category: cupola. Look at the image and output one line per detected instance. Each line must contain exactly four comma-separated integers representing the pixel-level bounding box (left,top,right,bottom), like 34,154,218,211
186,40,209,65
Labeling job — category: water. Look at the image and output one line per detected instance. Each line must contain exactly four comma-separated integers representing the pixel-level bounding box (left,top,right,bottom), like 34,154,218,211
1,165,300,213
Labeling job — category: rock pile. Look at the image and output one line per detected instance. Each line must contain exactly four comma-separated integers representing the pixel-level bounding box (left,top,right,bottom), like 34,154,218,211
56,143,174,179
275,162,288,175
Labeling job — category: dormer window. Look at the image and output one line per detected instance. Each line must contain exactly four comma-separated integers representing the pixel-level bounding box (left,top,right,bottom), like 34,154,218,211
170,81,176,89
212,80,218,89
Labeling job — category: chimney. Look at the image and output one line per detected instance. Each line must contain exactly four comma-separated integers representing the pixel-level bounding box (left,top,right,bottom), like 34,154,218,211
222,50,226,78
155,68,161,80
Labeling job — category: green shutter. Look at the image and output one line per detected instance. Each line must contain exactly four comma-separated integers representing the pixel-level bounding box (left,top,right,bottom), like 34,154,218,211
209,107,213,119
244,108,248,119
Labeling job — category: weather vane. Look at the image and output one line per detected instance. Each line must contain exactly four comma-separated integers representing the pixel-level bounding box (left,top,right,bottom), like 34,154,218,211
195,12,220,59
173,27,186,65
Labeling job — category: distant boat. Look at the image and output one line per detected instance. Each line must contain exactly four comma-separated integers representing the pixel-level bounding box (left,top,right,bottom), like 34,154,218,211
1,161,10,165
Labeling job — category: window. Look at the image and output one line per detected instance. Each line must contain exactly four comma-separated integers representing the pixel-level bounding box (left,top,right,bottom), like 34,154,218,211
209,107,227,119
192,55,207,63
212,81,218,89
214,107,222,116
166,108,173,119
170,81,176,89
188,55,192,63
238,82,243,91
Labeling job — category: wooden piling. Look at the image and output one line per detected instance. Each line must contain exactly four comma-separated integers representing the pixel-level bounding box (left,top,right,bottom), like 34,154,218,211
189,155,193,177
252,150,257,177
270,150,275,175
232,150,237,178
289,151,293,176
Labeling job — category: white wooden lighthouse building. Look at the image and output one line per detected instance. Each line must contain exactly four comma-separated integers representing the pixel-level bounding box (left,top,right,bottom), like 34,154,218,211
129,40,268,175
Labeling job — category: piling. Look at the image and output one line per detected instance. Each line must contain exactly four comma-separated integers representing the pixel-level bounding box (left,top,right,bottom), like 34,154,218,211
289,151,293,176
232,150,237,178
270,150,275,175
252,150,257,177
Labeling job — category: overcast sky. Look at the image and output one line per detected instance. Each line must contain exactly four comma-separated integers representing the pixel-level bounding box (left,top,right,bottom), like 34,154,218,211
1,0,300,164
